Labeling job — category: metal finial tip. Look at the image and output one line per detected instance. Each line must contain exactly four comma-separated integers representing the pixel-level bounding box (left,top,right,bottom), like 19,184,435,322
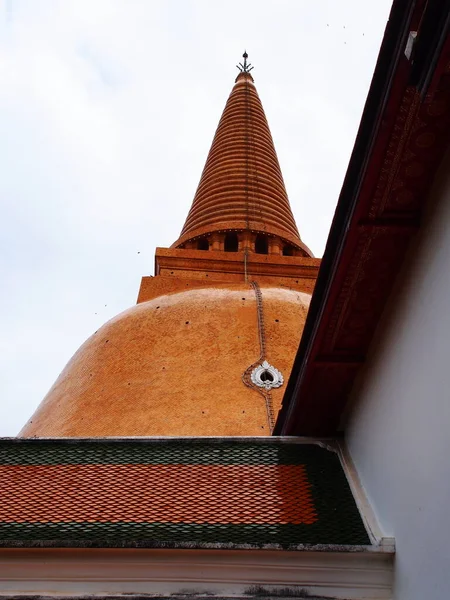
236,50,253,73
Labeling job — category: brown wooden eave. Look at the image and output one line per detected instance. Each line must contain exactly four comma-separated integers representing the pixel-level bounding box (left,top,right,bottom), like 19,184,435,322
275,0,450,436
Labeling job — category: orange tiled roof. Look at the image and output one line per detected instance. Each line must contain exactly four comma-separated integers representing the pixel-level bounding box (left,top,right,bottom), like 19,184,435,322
0,439,369,549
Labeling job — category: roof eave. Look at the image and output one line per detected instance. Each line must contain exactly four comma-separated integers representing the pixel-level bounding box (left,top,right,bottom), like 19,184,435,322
275,0,450,435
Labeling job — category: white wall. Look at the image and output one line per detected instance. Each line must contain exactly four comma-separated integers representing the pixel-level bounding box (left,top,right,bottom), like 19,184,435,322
346,150,450,600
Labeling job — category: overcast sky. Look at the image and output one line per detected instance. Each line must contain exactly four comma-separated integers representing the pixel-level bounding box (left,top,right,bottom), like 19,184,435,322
0,0,392,436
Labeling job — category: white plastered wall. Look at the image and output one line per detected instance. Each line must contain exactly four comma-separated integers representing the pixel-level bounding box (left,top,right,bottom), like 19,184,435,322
345,150,450,600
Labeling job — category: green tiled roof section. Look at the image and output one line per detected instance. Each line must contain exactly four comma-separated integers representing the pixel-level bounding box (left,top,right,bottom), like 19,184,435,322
0,522,369,546
0,439,324,465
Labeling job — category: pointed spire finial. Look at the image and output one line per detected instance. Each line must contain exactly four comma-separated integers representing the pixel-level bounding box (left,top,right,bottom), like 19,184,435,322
237,50,254,73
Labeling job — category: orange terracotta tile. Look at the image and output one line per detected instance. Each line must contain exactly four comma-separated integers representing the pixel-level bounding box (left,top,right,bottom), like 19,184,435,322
0,464,317,525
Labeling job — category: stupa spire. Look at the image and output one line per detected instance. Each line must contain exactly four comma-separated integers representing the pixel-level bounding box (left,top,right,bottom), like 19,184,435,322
172,53,312,256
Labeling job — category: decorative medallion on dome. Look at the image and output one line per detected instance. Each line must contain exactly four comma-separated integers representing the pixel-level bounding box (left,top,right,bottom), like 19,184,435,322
251,360,284,390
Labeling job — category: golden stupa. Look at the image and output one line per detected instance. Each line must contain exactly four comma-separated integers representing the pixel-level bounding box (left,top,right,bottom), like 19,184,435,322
20,57,321,438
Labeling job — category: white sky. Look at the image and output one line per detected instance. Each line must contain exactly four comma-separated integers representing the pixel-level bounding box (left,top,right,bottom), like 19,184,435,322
0,0,393,436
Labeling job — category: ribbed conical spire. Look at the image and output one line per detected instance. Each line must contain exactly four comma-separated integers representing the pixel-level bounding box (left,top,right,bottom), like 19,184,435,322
172,64,311,254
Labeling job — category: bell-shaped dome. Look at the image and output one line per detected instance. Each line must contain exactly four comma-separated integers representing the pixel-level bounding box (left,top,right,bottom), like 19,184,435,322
20,285,311,437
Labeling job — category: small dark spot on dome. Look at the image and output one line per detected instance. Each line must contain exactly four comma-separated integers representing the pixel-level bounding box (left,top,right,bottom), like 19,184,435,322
242,410,245,413
202,411,205,414
105,340,109,343
242,297,246,300
185,321,189,325
128,382,131,385
170,271,174,274
275,319,279,322
156,306,160,309
261,426,264,429
162,366,165,370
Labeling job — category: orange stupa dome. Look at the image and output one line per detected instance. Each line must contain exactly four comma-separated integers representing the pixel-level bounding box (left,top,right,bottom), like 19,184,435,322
20,54,321,438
